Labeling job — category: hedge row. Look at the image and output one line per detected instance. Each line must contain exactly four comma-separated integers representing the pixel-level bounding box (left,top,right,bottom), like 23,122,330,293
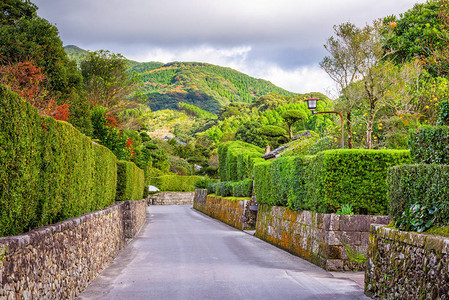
218,141,264,182
409,126,449,164
254,149,411,215
0,86,136,236
388,164,449,227
207,178,253,197
150,175,201,192
116,160,145,201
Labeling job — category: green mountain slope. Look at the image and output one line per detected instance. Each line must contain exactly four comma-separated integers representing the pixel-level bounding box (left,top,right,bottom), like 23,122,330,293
64,46,297,114
129,61,296,114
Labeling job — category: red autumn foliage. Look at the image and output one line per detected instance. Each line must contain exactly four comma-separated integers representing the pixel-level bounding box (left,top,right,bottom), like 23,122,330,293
0,61,71,121
105,112,119,128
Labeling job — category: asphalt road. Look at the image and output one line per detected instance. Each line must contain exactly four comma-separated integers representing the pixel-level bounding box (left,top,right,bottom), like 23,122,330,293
77,205,369,300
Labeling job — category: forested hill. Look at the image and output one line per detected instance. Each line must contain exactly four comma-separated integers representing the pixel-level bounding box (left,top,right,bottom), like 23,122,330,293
129,61,295,114
64,46,296,114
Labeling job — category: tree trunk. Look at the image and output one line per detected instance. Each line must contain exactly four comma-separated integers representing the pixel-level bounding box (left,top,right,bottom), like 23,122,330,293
346,111,353,149
289,126,293,140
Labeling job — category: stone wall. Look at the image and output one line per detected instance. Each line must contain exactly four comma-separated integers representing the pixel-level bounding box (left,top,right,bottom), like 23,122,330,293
193,190,257,230
255,204,390,271
150,192,195,205
0,200,147,300
123,200,147,239
366,224,449,299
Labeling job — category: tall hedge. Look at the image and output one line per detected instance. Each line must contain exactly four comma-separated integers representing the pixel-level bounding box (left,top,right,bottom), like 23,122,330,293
304,149,411,215
0,86,119,236
409,126,449,164
116,160,145,201
150,175,201,192
388,164,449,226
218,141,264,182
254,149,411,215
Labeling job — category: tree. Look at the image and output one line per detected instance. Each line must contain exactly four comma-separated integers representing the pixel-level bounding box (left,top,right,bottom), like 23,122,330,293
320,23,367,148
80,50,136,107
281,110,308,140
383,0,447,76
0,0,36,26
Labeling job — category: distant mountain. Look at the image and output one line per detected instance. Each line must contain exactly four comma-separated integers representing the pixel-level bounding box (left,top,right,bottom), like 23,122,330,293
64,45,88,63
129,61,296,114
64,46,297,114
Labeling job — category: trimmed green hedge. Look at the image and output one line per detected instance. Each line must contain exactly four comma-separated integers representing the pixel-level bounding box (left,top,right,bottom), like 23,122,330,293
218,141,264,182
254,149,411,215
0,86,120,236
150,175,201,192
116,160,145,201
409,126,449,164
388,164,449,227
211,179,253,197
305,149,411,215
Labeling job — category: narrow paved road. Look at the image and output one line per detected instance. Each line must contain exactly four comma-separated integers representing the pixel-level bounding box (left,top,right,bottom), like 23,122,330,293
78,206,369,300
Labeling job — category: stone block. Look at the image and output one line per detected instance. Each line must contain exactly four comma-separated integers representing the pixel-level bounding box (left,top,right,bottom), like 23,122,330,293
326,259,344,271
424,236,444,253
340,215,371,232
361,232,370,245
341,231,361,246
325,231,342,246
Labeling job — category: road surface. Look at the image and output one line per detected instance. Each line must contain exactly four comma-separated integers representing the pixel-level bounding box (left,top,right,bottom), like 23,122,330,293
78,205,369,300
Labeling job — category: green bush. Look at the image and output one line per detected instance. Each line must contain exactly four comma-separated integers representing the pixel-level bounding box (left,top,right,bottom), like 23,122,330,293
116,160,145,201
304,149,411,215
194,176,217,189
232,178,253,197
306,136,338,155
409,126,449,164
218,141,264,182
150,175,201,192
254,156,310,209
254,161,273,205
207,182,218,194
0,86,120,236
215,181,234,197
388,164,449,229
254,149,411,215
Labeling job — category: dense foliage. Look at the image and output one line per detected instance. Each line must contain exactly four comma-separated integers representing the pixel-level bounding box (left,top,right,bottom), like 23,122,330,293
254,150,411,214
0,86,121,236
218,141,264,182
150,175,201,192
388,164,449,231
115,160,145,201
409,126,449,164
210,179,253,197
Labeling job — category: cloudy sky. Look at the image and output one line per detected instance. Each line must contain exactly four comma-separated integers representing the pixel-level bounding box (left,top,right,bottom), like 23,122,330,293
34,0,422,97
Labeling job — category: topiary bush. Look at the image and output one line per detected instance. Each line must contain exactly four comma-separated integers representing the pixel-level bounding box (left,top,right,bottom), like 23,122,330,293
150,175,201,192
116,160,145,201
232,178,253,197
253,149,411,215
304,149,411,215
0,86,121,236
218,141,264,182
409,126,449,164
388,164,449,230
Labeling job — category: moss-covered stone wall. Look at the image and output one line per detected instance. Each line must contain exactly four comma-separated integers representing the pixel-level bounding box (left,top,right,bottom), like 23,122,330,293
255,205,390,271
193,190,257,230
0,200,146,299
366,225,449,299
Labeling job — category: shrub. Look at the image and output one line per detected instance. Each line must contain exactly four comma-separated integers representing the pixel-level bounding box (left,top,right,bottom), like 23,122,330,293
254,161,273,205
254,149,411,215
207,182,218,194
232,178,253,197
253,156,310,209
409,126,449,164
304,149,411,215
215,181,234,197
194,176,215,189
306,136,338,155
0,86,120,236
150,175,201,192
437,100,449,126
116,160,145,201
388,164,449,229
218,141,264,182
